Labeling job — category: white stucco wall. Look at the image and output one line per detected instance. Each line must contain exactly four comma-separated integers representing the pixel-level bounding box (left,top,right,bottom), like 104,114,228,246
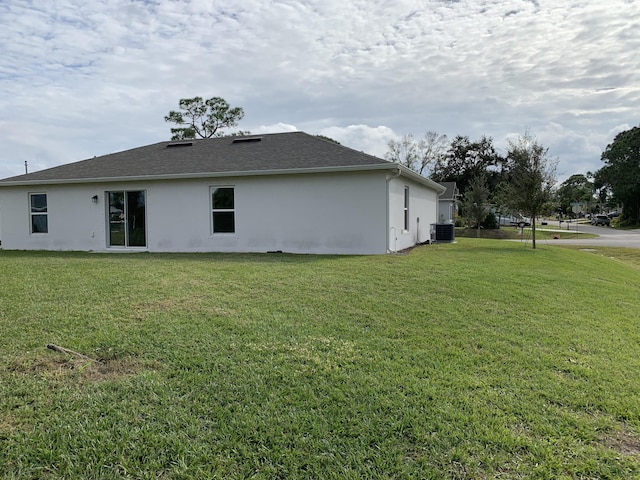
0,184,109,251
148,171,389,254
0,169,443,254
387,175,440,252
0,171,393,254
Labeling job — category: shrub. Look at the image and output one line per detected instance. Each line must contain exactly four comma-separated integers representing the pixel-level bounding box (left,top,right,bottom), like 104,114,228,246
481,212,498,229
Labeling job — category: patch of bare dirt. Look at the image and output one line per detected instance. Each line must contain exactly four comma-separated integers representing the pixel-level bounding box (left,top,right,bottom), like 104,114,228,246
603,428,640,457
7,350,157,383
0,413,24,437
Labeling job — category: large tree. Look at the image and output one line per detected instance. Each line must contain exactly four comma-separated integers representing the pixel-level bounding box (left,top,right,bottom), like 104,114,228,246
165,96,245,140
597,126,640,223
463,174,490,237
385,134,418,171
431,135,504,196
503,132,557,249
590,171,611,215
385,131,448,176
415,131,448,176
556,174,593,216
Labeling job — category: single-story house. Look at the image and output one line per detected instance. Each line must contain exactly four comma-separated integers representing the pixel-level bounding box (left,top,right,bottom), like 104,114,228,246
0,132,446,255
437,182,459,224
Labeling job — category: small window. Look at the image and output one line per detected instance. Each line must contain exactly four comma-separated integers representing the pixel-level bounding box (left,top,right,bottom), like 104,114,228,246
30,193,48,233
211,187,235,233
403,186,409,231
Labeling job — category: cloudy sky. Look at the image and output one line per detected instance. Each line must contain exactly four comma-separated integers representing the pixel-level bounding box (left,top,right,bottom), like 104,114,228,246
1,0,638,182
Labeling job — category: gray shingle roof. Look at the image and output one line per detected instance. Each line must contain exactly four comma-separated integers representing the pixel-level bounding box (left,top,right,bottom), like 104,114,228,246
0,132,392,184
439,182,459,201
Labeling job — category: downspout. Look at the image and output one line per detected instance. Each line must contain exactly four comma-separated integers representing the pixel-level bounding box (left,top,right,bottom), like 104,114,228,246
386,166,402,253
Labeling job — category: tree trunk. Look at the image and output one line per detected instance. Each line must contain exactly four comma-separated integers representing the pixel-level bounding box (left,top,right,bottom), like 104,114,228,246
532,215,537,249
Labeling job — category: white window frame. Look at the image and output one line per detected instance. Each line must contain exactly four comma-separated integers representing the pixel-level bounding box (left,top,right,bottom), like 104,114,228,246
210,186,235,234
29,192,48,234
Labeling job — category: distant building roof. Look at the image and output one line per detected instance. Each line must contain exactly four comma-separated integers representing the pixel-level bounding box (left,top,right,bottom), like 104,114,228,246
439,182,459,201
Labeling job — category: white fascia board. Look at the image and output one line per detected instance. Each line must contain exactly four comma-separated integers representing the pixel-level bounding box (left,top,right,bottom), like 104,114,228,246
0,164,397,187
395,164,447,193
0,163,447,194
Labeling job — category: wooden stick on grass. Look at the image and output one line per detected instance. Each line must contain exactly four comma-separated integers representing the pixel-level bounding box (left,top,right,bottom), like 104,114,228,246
46,344,103,364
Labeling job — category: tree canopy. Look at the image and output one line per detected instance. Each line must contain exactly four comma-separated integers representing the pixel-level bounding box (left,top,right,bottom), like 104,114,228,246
556,174,593,216
316,135,341,144
463,174,490,237
596,125,640,223
385,131,448,176
385,134,420,172
431,135,504,196
165,96,245,140
502,132,557,249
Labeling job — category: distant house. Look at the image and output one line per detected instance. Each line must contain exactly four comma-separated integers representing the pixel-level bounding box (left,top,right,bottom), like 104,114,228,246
0,132,446,254
438,182,459,224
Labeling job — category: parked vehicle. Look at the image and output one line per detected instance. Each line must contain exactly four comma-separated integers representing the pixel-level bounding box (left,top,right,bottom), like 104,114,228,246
497,214,531,227
591,214,610,226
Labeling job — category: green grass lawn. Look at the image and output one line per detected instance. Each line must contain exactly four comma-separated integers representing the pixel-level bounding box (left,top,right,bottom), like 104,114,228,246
1,241,640,479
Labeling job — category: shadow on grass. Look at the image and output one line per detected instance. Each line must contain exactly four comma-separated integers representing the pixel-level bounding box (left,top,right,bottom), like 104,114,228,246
0,249,352,264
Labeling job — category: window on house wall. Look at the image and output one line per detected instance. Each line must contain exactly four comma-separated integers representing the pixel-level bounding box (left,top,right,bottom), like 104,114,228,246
29,193,48,233
211,187,235,233
403,186,409,231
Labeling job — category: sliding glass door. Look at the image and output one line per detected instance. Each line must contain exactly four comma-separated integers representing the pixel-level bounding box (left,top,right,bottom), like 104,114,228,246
108,191,146,247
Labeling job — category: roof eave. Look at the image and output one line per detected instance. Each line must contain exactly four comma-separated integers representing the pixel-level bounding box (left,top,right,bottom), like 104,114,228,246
395,164,447,193
0,163,398,187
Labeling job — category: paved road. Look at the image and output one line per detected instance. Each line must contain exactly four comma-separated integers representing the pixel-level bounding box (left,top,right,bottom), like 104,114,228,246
536,223,640,248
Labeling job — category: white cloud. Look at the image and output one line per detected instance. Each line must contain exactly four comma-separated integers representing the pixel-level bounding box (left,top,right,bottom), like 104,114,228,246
319,125,398,158
0,0,638,179
253,123,299,134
